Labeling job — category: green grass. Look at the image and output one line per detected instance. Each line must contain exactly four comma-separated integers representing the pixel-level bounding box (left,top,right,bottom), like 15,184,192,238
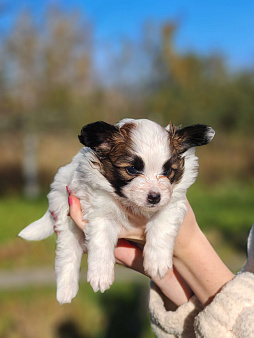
0,195,48,243
188,181,254,250
0,195,55,268
0,183,253,337
185,181,254,271
0,194,154,338
1,182,253,244
0,281,154,338
1,181,253,269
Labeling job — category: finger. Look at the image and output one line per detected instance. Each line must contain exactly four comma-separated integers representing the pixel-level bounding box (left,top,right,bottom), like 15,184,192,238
69,195,87,231
115,239,145,274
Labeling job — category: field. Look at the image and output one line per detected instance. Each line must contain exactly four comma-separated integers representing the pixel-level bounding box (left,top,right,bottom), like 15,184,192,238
1,181,253,337
0,279,152,338
1,3,254,335
0,195,154,338
1,132,254,337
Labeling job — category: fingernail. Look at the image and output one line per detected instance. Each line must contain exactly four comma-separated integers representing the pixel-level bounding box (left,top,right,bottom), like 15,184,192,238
66,186,70,196
68,196,72,206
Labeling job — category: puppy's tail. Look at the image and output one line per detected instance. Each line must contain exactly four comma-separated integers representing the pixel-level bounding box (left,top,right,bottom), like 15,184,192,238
18,210,54,241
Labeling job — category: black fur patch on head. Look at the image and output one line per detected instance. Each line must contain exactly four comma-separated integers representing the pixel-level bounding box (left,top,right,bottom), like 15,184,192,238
103,162,131,197
162,155,184,184
132,155,145,173
78,120,139,197
97,122,139,197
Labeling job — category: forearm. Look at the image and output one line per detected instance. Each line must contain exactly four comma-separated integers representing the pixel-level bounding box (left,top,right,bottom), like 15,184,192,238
155,202,234,306
174,225,234,305
69,194,234,306
152,267,194,308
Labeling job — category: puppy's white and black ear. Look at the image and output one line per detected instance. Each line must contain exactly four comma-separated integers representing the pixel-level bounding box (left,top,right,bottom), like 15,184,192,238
169,123,215,154
78,121,118,154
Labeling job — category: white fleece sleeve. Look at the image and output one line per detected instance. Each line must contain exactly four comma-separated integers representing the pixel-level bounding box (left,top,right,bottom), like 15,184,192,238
194,224,254,338
149,225,254,337
149,282,203,337
194,272,254,338
149,273,254,338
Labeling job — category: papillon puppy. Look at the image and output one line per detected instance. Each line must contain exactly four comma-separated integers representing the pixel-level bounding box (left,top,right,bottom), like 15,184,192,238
19,118,215,304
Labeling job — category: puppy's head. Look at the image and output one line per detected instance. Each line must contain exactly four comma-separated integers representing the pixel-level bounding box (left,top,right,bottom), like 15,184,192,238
79,119,214,211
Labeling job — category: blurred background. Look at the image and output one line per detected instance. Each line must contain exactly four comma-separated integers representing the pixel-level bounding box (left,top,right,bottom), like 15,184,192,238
0,0,254,337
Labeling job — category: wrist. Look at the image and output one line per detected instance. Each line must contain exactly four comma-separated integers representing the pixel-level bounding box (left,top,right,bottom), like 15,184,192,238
152,268,193,307
173,227,234,305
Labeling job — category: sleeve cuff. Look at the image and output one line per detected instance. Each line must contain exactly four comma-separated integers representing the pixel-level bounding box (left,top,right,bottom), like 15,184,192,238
149,281,203,337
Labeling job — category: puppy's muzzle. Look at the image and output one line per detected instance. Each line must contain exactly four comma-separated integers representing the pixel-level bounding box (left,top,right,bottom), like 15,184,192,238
147,192,161,205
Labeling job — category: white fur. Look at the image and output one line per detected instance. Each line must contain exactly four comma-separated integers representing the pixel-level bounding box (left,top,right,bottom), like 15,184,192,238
19,119,213,304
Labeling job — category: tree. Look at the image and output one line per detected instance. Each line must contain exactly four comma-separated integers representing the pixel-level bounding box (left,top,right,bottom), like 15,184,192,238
1,7,93,197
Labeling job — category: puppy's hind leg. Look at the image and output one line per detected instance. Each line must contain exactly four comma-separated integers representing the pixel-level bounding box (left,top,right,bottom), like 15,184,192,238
55,218,84,304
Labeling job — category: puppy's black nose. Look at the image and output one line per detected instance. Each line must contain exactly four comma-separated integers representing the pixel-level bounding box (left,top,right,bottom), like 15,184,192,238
147,192,161,205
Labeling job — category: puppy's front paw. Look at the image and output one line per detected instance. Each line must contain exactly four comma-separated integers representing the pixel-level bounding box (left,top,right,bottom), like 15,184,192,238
143,249,172,280
87,266,114,293
57,279,79,304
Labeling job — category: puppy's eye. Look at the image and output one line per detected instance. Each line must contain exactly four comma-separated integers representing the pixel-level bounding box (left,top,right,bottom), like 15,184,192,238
126,166,140,175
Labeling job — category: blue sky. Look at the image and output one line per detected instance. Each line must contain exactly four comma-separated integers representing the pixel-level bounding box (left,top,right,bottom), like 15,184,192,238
2,0,254,69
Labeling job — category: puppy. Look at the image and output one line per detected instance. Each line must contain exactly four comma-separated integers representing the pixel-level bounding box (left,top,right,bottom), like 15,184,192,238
19,118,215,304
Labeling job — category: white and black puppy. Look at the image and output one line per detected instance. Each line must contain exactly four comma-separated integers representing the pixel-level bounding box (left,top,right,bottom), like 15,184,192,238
19,118,215,304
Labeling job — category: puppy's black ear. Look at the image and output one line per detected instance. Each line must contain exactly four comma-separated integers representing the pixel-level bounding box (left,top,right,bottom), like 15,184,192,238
170,123,215,154
78,121,118,154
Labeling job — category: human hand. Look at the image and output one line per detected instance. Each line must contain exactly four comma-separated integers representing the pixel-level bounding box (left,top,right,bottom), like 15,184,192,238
68,194,195,269
67,194,144,269
68,194,193,305
68,193,235,306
